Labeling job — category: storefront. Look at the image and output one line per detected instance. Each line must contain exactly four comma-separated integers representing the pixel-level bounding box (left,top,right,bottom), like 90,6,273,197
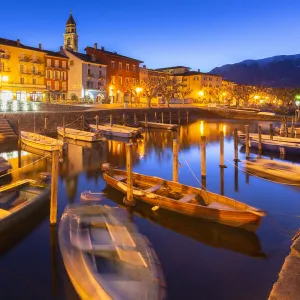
0,90,13,101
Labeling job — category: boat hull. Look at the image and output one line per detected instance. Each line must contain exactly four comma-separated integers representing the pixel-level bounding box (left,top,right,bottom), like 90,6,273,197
57,127,97,142
89,124,134,138
139,121,178,130
103,170,264,231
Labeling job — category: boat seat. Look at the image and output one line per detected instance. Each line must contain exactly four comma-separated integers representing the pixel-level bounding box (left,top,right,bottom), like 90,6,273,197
145,185,162,193
178,193,197,203
106,223,136,247
114,175,127,181
116,248,147,267
207,202,236,210
0,208,11,218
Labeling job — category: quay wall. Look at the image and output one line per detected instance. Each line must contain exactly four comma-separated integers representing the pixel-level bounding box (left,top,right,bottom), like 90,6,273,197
0,106,286,135
268,232,300,300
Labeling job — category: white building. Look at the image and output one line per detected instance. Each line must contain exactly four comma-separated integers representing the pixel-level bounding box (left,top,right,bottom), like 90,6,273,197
62,49,107,102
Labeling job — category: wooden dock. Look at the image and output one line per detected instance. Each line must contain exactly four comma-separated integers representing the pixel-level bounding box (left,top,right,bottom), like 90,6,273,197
268,230,300,300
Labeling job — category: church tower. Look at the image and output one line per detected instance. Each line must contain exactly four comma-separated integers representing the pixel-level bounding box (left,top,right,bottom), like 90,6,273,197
63,11,78,52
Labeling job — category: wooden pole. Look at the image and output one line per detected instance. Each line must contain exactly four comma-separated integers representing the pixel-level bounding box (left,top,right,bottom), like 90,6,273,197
44,117,48,132
124,143,135,205
110,114,113,127
154,112,157,121
169,112,172,124
291,116,295,137
161,112,164,124
200,136,206,178
134,112,137,125
82,114,85,131
95,115,99,130
178,110,180,124
123,113,126,124
145,113,148,128
50,150,59,225
234,161,239,192
63,117,66,139
219,130,226,168
186,111,189,123
172,139,179,182
17,117,21,149
220,168,225,196
34,113,36,133
269,124,273,140
258,125,262,157
233,128,239,162
201,177,206,190
245,125,250,158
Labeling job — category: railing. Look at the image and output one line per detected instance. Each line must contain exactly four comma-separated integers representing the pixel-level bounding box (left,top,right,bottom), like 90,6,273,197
19,56,32,62
32,59,44,64
32,72,44,76
0,67,11,72
87,74,94,79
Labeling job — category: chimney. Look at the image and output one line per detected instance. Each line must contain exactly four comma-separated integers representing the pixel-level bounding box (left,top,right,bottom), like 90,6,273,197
94,43,98,50
17,39,20,47
101,46,105,51
39,43,42,50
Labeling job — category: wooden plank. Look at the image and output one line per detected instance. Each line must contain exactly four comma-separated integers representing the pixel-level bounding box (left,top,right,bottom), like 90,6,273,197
178,193,197,203
114,175,127,181
145,185,162,193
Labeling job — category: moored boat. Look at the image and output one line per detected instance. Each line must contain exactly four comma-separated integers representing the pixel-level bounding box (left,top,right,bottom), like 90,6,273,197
57,127,101,142
244,158,300,182
59,204,166,300
103,170,265,231
89,124,135,138
238,131,300,144
0,179,50,233
21,131,65,152
0,157,12,175
139,121,178,130
103,123,143,135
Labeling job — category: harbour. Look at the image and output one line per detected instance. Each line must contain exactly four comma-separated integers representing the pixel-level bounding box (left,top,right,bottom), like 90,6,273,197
0,117,299,299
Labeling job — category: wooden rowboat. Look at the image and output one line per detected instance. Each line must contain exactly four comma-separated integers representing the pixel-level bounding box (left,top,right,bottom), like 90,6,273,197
244,159,300,182
89,124,135,138
59,204,166,300
21,131,65,152
103,124,143,135
103,170,265,231
57,127,101,142
139,121,178,130
0,179,50,234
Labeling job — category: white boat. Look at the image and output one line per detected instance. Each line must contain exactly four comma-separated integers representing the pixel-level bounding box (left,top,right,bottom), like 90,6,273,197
21,131,65,152
57,127,100,142
89,124,135,138
139,121,178,130
59,204,166,300
0,179,50,233
103,123,143,135
244,159,300,182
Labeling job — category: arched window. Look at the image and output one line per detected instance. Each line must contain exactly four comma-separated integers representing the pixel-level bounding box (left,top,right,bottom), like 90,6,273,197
67,38,71,46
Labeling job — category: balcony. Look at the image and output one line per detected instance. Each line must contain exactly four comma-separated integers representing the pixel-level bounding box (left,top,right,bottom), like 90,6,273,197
32,58,44,64
20,70,32,75
87,73,94,79
0,67,11,73
19,55,32,62
32,72,44,77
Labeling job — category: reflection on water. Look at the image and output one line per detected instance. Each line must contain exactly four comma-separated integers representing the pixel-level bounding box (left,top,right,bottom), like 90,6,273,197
0,119,299,300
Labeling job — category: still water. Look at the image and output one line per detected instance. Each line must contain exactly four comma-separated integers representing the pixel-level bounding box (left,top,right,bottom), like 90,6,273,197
1,119,300,300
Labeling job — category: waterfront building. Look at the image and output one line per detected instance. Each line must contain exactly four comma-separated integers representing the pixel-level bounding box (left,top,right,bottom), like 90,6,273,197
139,65,167,81
62,49,107,102
85,44,143,103
155,66,191,75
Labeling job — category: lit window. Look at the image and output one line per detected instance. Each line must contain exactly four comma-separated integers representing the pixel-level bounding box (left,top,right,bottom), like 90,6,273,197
62,82,66,90
62,61,67,69
111,76,115,84
55,60,59,68
111,61,115,69
47,59,51,67
119,77,123,85
133,65,136,72
20,77,24,84
126,64,129,71
55,81,59,90
119,62,122,70
47,81,52,89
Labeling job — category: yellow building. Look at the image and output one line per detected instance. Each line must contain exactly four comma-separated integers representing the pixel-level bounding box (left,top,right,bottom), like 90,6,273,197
173,71,222,101
0,38,47,102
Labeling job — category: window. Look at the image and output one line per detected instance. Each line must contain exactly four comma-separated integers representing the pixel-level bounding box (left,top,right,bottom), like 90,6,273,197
119,76,122,85
209,77,212,81
193,76,199,81
55,60,59,68
62,61,67,69
204,83,208,87
47,81,52,89
47,59,51,67
216,85,219,88
99,70,102,78
32,66,36,74
20,65,24,74
126,64,129,71
32,78,36,85
119,62,122,70
204,77,207,81
46,70,52,79
20,77,24,84
209,84,212,87
111,61,115,69
216,78,219,81
133,65,136,72
62,82,66,91
111,76,115,84
126,77,129,84
55,71,60,80
62,72,66,80
67,38,71,46
55,81,59,90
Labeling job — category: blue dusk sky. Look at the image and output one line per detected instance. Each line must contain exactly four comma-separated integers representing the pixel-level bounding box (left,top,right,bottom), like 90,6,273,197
1,0,299,72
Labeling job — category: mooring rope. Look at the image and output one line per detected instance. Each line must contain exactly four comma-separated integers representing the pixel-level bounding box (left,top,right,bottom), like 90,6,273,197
65,115,83,127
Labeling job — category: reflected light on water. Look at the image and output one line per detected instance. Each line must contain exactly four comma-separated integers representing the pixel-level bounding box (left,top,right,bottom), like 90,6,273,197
200,121,204,136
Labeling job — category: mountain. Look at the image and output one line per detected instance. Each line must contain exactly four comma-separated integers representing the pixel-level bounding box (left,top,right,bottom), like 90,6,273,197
210,54,300,88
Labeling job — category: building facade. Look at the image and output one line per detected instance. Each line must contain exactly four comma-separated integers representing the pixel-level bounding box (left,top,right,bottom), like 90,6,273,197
155,66,191,75
45,51,69,100
85,44,143,103
139,65,167,82
62,49,107,102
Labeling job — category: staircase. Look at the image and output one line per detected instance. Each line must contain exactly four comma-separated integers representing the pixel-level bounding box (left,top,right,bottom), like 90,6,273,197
0,118,17,140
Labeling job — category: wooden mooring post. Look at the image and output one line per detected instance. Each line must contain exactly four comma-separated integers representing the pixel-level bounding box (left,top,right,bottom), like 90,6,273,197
258,125,262,157
245,125,250,158
161,112,164,124
169,112,172,124
234,161,239,192
44,117,48,132
124,143,135,206
145,113,148,128
178,111,180,124
62,117,66,140
95,115,99,130
200,136,206,178
186,111,189,124
50,150,59,225
269,124,274,140
233,128,239,162
82,114,85,131
220,168,225,196
172,139,179,182
219,130,226,168
110,115,113,127
134,112,137,125
123,113,126,124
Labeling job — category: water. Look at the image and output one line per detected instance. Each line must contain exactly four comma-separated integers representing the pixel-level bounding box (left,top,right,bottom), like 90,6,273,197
1,118,300,300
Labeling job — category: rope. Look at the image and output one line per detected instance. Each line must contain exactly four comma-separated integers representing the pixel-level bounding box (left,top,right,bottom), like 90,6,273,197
0,156,47,179
65,115,83,127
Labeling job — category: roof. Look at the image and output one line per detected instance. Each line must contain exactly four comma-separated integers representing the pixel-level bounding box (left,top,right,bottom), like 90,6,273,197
66,12,76,26
66,49,106,65
155,66,191,71
85,46,143,63
0,37,68,58
173,71,222,77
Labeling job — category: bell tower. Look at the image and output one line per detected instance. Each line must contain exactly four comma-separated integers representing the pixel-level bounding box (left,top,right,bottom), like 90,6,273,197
63,11,78,52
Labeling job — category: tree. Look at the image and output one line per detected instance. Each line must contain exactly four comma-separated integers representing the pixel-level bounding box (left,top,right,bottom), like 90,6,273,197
227,85,254,106
271,88,294,107
140,77,161,107
158,76,182,107
178,84,192,105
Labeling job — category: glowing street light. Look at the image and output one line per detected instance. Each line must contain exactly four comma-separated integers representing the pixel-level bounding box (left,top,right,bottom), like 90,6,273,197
198,91,204,97
136,87,143,94
1,75,8,82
